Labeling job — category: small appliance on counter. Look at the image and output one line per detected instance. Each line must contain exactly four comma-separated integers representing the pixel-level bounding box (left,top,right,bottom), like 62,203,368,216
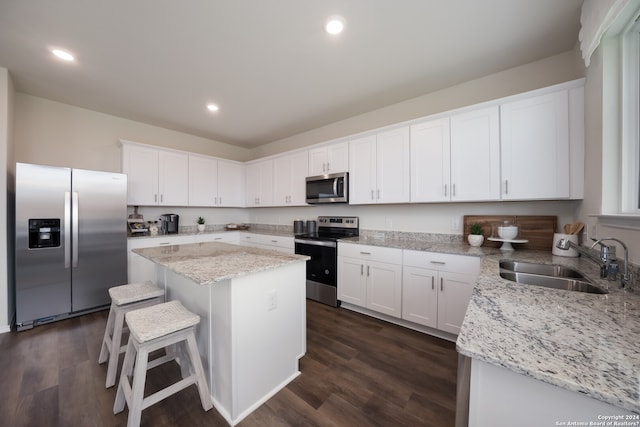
159,213,179,234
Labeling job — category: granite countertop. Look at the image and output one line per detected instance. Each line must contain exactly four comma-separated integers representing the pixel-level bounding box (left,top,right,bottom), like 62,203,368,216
457,250,640,414
128,228,295,240
133,241,308,285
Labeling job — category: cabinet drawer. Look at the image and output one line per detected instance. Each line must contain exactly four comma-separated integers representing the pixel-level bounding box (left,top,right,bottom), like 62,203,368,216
338,243,402,264
128,235,195,250
403,249,480,275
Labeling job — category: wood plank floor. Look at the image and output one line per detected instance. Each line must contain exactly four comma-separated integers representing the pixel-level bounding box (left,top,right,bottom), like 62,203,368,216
0,300,458,426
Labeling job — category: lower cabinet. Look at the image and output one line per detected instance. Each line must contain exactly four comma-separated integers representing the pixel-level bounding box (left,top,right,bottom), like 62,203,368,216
237,232,294,253
402,250,480,335
127,235,195,284
338,243,403,318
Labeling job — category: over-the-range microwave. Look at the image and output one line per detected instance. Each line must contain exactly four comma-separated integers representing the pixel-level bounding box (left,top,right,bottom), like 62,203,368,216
305,172,348,204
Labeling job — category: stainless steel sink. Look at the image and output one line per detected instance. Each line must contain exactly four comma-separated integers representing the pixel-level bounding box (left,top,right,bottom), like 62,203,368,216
498,260,608,294
499,260,588,279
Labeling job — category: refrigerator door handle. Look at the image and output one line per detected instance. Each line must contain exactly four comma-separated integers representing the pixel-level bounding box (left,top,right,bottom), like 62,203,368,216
72,191,79,268
64,191,71,268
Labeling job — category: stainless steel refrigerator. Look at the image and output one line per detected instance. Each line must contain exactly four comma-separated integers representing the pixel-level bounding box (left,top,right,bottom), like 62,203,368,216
15,162,128,331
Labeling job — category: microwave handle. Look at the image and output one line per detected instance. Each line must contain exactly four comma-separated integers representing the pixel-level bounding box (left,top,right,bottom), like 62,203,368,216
333,178,338,196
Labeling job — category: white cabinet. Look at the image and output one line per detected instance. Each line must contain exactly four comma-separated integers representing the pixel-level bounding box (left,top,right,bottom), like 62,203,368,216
193,232,239,243
273,151,308,206
402,250,480,334
349,127,410,204
245,160,273,207
189,155,244,207
308,141,349,175
122,142,188,206
338,243,403,318
238,233,294,253
410,107,500,203
500,89,570,200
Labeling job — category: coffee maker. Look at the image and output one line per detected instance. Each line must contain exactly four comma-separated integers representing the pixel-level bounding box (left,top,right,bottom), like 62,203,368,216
159,214,179,234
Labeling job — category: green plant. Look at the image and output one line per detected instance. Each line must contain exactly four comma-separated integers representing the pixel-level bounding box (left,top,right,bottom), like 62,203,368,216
469,223,483,235
197,216,205,225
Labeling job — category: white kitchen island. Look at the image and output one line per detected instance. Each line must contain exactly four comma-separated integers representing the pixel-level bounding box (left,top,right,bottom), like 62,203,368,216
133,242,309,426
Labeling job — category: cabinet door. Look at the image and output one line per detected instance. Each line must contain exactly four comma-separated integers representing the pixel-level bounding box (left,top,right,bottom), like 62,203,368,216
326,141,349,173
189,155,218,207
500,90,570,200
376,127,410,204
123,144,159,205
308,147,328,176
217,160,245,207
273,151,308,206
348,135,377,204
366,260,402,318
290,151,309,205
245,160,273,206
437,271,475,335
410,118,451,202
245,163,260,207
402,266,438,328
158,150,189,206
450,106,500,201
338,256,366,307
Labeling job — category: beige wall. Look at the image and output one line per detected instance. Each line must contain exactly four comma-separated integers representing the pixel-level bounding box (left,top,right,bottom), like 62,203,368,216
14,94,253,172
252,50,585,159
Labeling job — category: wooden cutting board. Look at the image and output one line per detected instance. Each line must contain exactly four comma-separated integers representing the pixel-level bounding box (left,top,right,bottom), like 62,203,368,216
463,215,557,250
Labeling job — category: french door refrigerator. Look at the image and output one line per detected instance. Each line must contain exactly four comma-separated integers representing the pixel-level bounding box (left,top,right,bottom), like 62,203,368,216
15,162,128,330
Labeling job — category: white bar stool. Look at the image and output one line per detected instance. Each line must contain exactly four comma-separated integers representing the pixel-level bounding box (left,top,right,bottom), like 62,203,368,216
98,282,165,388
113,300,213,427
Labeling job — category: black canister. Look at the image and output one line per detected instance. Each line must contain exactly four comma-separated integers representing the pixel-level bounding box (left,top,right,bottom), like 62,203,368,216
293,220,305,235
307,220,317,234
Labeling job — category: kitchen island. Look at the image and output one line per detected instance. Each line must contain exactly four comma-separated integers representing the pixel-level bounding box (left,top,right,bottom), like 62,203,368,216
133,242,309,426
457,250,640,426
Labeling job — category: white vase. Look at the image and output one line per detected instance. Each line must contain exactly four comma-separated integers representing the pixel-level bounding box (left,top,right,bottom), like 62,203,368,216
197,224,206,232
468,234,484,247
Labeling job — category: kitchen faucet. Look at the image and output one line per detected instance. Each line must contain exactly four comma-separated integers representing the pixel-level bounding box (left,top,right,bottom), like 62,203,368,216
556,237,633,288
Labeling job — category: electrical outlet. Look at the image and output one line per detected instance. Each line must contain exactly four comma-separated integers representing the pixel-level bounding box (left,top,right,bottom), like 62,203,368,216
451,217,460,231
267,290,277,311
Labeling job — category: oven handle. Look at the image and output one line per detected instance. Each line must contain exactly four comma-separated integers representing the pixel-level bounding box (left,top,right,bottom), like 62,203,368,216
294,238,337,248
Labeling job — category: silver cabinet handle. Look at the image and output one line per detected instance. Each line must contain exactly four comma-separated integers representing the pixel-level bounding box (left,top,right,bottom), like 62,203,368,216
219,196,222,205
440,277,444,291
160,194,164,203
159,242,171,245
360,264,364,275
327,162,330,171
360,251,371,255
376,189,380,199
323,163,326,172
154,194,158,203
214,237,222,240
371,190,374,200
430,260,446,265
431,276,435,290
504,180,509,194
452,184,456,197
367,265,370,276
444,184,447,197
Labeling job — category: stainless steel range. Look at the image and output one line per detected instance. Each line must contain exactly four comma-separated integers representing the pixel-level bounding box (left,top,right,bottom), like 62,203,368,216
294,216,359,307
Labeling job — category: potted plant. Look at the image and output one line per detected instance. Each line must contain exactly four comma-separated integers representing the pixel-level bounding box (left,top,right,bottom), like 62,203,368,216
468,222,484,247
197,216,206,232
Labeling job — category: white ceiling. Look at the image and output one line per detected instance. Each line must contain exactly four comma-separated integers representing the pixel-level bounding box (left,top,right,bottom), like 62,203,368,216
0,0,584,148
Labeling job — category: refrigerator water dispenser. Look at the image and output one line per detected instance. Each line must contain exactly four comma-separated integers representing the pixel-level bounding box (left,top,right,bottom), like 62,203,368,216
28,218,61,249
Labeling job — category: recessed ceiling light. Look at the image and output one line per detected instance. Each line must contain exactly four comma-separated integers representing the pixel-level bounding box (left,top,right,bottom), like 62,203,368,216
207,103,219,112
325,16,346,35
51,48,75,62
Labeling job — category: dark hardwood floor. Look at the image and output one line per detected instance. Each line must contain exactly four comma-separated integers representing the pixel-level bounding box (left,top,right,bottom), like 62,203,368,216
0,300,458,426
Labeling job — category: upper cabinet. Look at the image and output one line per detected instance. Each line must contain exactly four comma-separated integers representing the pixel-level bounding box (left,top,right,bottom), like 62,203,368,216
245,159,274,207
500,89,571,200
189,154,244,207
410,106,500,202
122,142,188,206
273,151,308,206
308,141,349,176
349,127,410,204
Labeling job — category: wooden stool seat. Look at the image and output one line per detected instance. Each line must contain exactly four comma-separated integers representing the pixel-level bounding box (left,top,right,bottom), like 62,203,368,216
113,300,213,427
98,282,164,388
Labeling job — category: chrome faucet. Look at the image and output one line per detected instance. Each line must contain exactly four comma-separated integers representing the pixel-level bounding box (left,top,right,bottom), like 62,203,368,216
556,237,633,288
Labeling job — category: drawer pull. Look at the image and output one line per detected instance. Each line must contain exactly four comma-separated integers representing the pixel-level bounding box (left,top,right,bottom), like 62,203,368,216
159,242,171,246
430,261,446,265
431,276,434,290
360,251,371,255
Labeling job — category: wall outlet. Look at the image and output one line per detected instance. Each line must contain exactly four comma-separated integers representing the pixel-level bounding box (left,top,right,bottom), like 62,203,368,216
267,290,277,311
451,217,460,231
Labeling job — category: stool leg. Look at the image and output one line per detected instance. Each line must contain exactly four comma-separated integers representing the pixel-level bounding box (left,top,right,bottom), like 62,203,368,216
105,308,126,388
185,332,213,411
98,302,116,364
114,338,135,414
127,344,150,427
176,342,191,379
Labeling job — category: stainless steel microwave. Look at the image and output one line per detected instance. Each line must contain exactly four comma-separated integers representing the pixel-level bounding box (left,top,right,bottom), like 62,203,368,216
305,172,348,204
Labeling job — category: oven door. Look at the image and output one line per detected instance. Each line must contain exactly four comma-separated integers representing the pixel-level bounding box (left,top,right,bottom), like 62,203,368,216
294,239,339,306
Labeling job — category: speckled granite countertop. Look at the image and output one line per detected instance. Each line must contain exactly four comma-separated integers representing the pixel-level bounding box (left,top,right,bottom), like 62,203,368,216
133,241,308,285
339,234,640,413
457,250,640,414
